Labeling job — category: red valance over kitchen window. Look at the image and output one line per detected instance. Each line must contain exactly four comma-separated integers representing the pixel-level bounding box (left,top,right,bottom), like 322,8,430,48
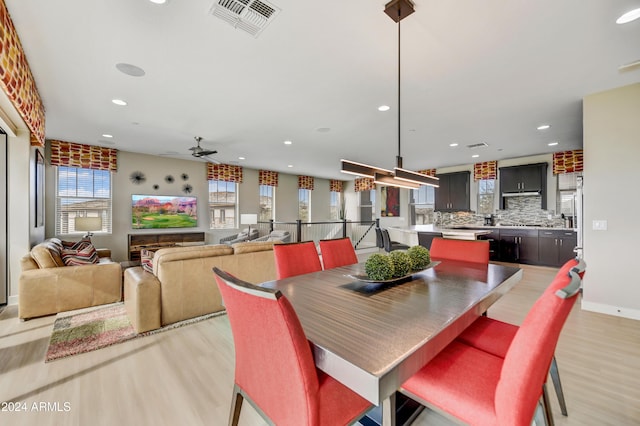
553,149,583,174
259,170,279,187
474,161,497,180
49,140,118,171
416,169,436,177
207,163,243,182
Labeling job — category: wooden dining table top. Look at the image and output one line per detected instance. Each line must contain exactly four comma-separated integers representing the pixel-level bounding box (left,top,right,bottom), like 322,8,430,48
261,260,523,406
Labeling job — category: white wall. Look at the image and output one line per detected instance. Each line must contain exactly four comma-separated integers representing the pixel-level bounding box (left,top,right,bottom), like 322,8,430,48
582,82,640,320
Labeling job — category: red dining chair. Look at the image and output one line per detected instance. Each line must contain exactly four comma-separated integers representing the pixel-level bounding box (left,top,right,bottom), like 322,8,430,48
213,267,372,426
319,238,358,270
429,237,490,264
400,264,583,426
273,241,322,279
456,257,586,417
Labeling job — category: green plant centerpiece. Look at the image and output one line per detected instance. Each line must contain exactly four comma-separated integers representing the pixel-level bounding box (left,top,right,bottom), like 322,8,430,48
364,253,394,281
406,245,431,270
388,250,412,278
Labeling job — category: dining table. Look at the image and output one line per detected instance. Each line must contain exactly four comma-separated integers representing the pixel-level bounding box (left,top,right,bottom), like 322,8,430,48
261,259,523,425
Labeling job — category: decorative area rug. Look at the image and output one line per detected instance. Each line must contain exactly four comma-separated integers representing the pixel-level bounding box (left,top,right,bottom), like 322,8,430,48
45,303,224,362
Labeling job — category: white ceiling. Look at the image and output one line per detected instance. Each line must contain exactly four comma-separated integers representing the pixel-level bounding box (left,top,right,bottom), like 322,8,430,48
6,0,640,180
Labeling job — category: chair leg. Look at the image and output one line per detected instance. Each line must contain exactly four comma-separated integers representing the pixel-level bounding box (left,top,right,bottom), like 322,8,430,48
549,355,568,416
542,383,555,426
229,385,244,426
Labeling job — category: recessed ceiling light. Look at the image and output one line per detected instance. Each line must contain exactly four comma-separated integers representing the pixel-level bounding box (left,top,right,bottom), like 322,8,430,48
116,63,146,77
537,124,551,130
472,154,480,158
378,105,390,112
548,142,559,146
112,99,127,106
149,0,168,4
449,143,458,147
102,134,113,138
284,140,292,145
616,8,640,24
287,164,293,168
238,156,245,160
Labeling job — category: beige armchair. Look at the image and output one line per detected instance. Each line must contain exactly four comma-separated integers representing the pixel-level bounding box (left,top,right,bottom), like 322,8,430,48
253,230,291,243
219,228,259,245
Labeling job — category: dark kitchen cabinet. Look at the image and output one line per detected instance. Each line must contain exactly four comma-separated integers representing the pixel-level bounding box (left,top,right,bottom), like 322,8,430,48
538,230,577,267
477,229,500,261
499,163,548,209
435,171,470,212
499,229,538,264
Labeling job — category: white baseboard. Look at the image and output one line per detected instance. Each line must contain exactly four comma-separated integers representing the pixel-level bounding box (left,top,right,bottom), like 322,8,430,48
581,300,640,321
7,295,18,306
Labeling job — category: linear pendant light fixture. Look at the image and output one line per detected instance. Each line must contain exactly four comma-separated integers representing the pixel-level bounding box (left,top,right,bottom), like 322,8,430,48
341,0,439,189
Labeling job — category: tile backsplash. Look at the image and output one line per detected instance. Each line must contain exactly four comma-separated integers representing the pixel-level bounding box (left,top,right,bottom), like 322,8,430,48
433,195,566,228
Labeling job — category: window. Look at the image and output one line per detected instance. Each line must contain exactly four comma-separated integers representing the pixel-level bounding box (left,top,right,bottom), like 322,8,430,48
55,166,111,235
409,185,435,225
330,192,342,220
259,185,275,221
298,189,311,222
359,190,376,222
209,180,237,229
477,179,496,215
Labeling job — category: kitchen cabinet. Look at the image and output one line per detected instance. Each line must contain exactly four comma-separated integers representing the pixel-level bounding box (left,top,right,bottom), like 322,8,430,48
435,171,470,212
499,229,538,264
538,230,577,267
499,163,548,209
477,229,500,261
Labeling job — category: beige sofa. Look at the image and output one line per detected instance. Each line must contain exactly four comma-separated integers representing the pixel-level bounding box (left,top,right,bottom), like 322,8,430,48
19,238,123,319
124,240,278,333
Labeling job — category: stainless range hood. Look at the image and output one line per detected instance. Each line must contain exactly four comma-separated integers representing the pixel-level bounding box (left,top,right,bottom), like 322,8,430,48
502,191,541,197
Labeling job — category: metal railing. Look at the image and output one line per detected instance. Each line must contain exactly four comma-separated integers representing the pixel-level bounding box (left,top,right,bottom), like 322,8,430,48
256,219,378,250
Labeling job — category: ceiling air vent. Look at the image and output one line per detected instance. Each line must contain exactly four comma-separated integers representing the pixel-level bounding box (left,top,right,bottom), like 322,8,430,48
466,142,489,149
210,0,281,38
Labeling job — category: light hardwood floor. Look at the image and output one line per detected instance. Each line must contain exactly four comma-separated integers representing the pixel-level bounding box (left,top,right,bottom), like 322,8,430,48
1,263,639,425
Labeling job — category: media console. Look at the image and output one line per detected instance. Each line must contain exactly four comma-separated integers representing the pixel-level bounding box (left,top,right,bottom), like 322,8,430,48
127,232,206,261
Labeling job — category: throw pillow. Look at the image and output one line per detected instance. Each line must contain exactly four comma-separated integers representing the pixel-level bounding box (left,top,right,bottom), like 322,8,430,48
141,249,155,274
61,238,92,250
61,244,99,266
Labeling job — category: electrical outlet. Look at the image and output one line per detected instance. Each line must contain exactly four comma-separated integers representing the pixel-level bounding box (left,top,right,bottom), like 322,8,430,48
592,220,607,231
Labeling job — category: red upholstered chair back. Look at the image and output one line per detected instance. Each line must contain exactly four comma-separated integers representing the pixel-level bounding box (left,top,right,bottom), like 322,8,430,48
213,268,321,425
429,238,490,264
495,268,580,425
319,238,358,270
273,241,323,279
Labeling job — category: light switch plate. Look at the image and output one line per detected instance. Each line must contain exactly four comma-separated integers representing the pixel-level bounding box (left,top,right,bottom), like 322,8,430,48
592,220,607,231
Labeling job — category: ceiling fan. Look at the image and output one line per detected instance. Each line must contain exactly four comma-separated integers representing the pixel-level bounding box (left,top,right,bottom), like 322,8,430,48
188,136,219,163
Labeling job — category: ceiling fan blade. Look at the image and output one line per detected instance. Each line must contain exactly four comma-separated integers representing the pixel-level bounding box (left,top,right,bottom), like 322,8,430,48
201,155,220,164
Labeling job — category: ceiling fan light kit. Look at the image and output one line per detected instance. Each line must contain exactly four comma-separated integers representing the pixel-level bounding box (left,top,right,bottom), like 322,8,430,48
340,0,439,189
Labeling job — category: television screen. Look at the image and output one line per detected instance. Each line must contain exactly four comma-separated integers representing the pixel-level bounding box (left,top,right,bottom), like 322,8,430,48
132,195,197,229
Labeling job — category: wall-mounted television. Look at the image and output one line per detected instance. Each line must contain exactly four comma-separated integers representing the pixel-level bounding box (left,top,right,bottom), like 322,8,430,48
132,195,197,229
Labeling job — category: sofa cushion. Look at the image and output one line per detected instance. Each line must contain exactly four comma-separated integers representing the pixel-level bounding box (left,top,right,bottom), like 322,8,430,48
232,240,278,254
61,244,99,266
31,240,65,268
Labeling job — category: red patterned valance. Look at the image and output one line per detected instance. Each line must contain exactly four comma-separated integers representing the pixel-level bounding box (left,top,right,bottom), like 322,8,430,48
207,163,243,182
49,140,118,171
416,169,437,177
354,177,375,192
259,170,279,187
0,2,46,146
553,149,583,175
330,179,343,192
474,161,497,180
298,175,314,190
